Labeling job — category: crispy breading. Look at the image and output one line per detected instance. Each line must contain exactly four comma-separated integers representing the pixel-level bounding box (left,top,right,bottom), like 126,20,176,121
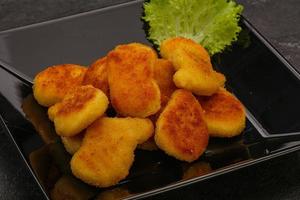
197,88,246,137
146,59,177,130
155,89,209,162
71,117,154,187
121,59,172,150
107,43,161,117
82,56,109,96
154,59,177,107
48,85,108,137
48,104,57,122
33,64,87,107
160,37,225,96
61,133,84,155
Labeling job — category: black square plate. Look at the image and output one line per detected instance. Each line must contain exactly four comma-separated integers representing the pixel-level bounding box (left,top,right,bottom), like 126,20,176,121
0,1,300,199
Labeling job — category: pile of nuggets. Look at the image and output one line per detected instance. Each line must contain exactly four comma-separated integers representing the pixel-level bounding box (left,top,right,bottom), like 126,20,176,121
32,37,246,188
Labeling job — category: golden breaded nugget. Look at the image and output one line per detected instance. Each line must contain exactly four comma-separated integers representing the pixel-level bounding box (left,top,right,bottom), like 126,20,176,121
160,37,225,96
71,117,154,187
197,88,246,137
155,89,209,162
82,56,109,96
107,43,161,117
147,60,179,147
61,133,84,155
145,59,177,134
33,64,86,107
48,85,108,137
48,104,57,122
154,59,177,107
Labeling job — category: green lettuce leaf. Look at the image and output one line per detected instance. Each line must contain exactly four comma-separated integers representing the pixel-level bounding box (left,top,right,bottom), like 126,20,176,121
143,0,243,55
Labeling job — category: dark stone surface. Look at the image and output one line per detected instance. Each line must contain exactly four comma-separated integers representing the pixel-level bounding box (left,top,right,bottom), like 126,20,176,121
152,153,300,200
0,0,299,199
237,0,300,73
0,127,44,200
0,0,130,30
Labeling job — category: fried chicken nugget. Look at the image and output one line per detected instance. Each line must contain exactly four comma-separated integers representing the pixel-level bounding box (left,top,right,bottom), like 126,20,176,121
155,89,209,162
48,85,108,137
82,56,109,96
154,59,177,107
71,117,154,187
160,37,225,96
138,59,176,151
61,133,84,155
107,43,161,117
33,64,86,107
197,88,246,137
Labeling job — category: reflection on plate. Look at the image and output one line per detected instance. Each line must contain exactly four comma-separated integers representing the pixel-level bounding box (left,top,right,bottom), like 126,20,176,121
22,92,253,199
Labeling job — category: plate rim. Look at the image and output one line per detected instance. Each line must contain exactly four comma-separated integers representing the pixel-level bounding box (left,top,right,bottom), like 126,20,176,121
0,0,144,35
0,1,300,199
0,115,50,200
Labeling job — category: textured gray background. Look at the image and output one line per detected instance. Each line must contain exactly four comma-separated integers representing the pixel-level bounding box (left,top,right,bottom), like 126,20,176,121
0,0,300,199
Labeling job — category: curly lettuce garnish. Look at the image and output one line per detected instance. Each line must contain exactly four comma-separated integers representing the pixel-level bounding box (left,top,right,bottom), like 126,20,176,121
143,0,243,55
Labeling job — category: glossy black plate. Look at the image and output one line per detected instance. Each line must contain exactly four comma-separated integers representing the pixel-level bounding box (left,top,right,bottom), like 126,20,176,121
0,1,300,199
